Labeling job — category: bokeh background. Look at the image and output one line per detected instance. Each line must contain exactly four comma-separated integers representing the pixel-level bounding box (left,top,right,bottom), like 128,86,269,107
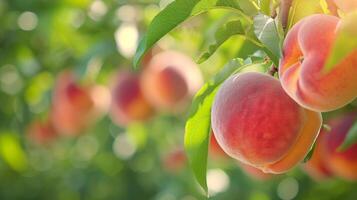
0,0,357,199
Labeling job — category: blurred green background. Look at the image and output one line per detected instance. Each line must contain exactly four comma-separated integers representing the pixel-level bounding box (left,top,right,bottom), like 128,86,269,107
0,0,357,199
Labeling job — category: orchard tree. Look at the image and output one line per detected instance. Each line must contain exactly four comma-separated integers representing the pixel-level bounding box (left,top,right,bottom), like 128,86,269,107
134,0,357,196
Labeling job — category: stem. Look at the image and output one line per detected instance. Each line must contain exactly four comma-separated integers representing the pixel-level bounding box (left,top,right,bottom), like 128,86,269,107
279,0,293,31
268,65,278,76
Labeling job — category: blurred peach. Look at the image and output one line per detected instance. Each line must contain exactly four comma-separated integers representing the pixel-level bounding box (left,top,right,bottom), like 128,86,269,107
162,148,187,173
51,70,109,135
210,132,228,159
110,71,154,126
27,119,57,145
323,112,357,181
140,50,203,112
302,131,333,181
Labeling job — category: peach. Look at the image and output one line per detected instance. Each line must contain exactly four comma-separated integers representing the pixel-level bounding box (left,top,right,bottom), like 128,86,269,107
211,72,322,174
51,70,108,135
110,71,154,126
302,131,333,181
140,46,163,68
279,14,357,112
27,119,57,145
322,112,357,181
210,132,228,158
334,0,357,13
209,132,272,180
239,162,273,181
162,148,187,172
140,50,203,112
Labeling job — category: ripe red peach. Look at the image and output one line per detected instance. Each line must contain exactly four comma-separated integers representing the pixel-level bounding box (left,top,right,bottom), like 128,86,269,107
334,0,357,12
51,71,108,135
211,72,322,174
27,119,57,145
140,50,203,112
322,113,357,181
110,71,154,126
302,131,333,181
279,14,357,112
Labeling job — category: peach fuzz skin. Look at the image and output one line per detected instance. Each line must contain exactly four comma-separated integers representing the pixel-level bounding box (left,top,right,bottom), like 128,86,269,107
110,71,154,126
211,72,322,174
323,113,357,181
279,14,357,112
140,50,203,112
211,132,272,180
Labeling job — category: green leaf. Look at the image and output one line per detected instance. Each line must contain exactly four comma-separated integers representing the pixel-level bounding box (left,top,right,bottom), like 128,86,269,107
324,12,357,71
185,58,266,194
303,141,316,163
237,0,259,16
259,0,271,16
235,38,262,59
338,121,357,151
198,20,246,63
253,14,282,63
133,0,242,68
287,0,325,30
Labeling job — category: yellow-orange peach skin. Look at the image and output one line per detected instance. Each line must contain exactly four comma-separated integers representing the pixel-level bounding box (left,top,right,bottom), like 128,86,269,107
279,14,357,112
211,72,322,174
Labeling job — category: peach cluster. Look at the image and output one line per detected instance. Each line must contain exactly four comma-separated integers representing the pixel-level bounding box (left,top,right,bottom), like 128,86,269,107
110,50,203,125
210,13,357,176
27,70,110,144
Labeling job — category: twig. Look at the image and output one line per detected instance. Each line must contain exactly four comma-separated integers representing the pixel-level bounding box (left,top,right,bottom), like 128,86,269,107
268,65,278,76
